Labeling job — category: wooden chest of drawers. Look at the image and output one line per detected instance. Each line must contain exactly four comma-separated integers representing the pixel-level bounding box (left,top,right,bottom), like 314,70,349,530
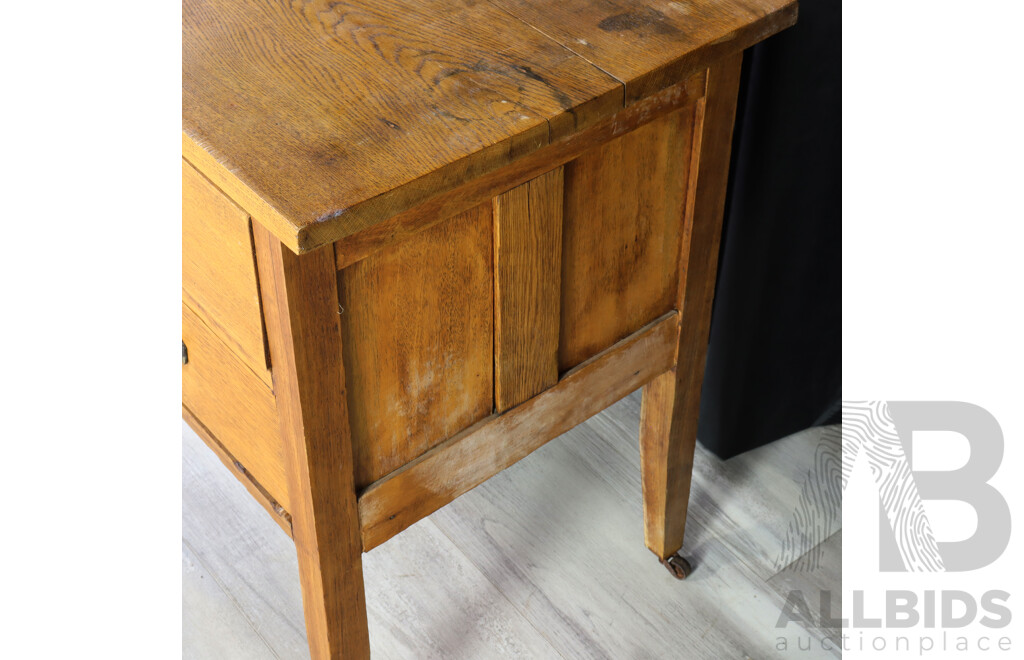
182,0,797,656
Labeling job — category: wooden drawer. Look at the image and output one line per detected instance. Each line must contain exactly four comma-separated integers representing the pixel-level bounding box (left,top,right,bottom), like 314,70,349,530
182,303,289,511
182,159,270,385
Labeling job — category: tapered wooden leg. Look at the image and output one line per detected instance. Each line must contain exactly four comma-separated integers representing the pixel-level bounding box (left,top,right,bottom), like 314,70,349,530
640,53,744,565
254,224,370,660
639,369,696,559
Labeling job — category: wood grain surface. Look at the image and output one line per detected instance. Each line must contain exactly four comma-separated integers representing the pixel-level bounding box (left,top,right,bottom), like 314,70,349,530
182,160,270,384
358,311,679,551
489,0,797,102
639,53,744,560
332,71,706,270
184,0,622,253
493,167,563,411
183,0,796,253
182,303,289,511
338,205,494,490
253,225,370,660
638,368,686,558
559,107,694,372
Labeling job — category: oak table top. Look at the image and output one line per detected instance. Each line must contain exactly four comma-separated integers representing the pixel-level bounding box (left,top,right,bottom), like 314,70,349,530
183,0,797,253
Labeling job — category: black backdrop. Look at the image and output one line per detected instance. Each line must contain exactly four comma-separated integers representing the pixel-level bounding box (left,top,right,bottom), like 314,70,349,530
696,0,841,459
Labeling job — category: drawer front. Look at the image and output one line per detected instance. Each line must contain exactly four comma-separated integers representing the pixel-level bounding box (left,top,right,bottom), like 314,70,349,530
183,159,270,384
182,303,290,511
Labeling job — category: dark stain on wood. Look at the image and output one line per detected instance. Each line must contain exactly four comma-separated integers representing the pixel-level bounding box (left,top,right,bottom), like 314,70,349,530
512,63,574,110
597,8,679,36
433,106,474,123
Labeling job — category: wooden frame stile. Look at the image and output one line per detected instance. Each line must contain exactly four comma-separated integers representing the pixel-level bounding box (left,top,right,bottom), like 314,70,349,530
492,166,565,412
639,53,745,563
252,223,371,660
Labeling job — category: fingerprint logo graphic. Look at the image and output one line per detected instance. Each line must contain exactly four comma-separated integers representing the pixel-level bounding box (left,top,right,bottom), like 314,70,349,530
774,401,985,573
774,426,841,572
843,401,944,572
777,400,1008,574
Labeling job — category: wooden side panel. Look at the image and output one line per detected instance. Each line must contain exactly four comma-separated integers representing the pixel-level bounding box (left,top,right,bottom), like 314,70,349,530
493,167,564,411
358,312,680,551
559,108,695,372
339,205,494,489
182,160,270,384
182,303,289,511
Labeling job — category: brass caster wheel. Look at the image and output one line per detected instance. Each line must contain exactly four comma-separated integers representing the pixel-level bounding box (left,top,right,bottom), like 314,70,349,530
660,554,693,580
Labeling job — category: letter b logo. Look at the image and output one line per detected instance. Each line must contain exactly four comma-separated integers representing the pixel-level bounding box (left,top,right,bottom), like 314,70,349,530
877,402,1010,571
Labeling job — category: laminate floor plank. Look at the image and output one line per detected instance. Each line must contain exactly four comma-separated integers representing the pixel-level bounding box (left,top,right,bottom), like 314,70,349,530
687,424,842,581
546,392,842,654
428,393,830,659
183,423,313,659
183,391,841,659
577,392,843,581
768,530,843,655
182,422,562,659
183,542,279,660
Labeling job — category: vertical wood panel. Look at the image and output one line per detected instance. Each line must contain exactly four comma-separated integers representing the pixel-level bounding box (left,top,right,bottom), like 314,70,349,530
493,167,564,411
253,225,370,660
182,160,270,384
559,108,695,372
339,205,494,489
639,54,744,560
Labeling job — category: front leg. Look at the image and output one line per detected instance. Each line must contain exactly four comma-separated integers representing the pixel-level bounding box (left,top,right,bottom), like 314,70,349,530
639,52,744,579
639,369,697,572
255,224,370,659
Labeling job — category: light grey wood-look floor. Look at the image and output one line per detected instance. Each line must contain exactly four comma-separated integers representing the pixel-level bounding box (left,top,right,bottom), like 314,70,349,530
183,390,841,659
